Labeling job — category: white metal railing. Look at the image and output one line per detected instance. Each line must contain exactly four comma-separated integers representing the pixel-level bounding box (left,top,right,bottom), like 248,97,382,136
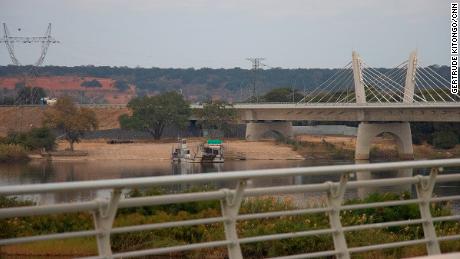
1,159,460,259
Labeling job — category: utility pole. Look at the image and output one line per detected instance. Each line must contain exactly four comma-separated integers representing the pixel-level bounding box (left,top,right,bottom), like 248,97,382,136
246,58,264,103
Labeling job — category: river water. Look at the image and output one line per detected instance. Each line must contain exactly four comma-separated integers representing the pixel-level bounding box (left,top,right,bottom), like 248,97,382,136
0,159,459,210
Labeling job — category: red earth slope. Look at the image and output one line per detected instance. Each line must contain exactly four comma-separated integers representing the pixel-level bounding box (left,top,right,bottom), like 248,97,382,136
0,76,136,104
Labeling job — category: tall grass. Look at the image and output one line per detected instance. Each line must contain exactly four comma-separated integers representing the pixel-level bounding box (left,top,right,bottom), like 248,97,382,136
1,190,459,258
0,144,29,163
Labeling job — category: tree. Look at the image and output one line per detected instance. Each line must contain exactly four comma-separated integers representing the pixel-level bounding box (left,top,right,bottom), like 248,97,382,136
262,87,304,102
81,79,102,88
43,96,98,151
15,86,47,104
4,127,56,151
114,80,130,92
195,101,237,137
119,92,191,140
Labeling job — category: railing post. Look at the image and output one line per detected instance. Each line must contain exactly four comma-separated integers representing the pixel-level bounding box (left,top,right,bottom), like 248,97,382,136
221,180,246,259
326,173,350,259
416,168,441,255
93,189,121,258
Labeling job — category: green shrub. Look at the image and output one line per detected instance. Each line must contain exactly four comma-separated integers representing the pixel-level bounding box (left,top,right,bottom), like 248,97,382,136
120,186,220,215
4,127,55,151
0,195,34,208
432,131,458,149
26,127,56,150
0,144,29,163
1,192,459,257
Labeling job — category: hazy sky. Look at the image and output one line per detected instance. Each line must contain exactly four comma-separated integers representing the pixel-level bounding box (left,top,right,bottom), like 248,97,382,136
0,0,453,68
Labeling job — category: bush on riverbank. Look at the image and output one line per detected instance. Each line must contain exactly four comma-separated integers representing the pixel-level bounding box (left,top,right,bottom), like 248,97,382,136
0,144,29,163
1,127,56,151
432,130,458,149
411,123,460,149
279,138,354,160
1,191,459,258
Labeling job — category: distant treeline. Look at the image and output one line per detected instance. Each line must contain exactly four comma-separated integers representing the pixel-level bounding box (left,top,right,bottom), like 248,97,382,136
0,65,450,99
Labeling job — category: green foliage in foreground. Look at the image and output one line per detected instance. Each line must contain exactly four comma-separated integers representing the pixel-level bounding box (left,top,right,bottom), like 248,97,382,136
1,191,459,258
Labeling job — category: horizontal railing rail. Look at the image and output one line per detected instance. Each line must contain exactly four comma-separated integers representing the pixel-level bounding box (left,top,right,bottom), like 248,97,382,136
0,158,460,259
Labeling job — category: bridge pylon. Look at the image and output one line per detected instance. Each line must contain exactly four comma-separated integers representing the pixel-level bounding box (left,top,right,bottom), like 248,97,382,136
352,51,366,103
403,50,417,103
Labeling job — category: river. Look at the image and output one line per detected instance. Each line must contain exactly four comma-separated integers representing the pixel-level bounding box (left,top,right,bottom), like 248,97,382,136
1,159,459,211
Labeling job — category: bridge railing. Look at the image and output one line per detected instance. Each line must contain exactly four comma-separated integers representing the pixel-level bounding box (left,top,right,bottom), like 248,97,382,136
1,159,460,259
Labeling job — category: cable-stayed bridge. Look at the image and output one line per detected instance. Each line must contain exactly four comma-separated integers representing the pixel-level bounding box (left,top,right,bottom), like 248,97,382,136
215,51,460,160
199,50,459,124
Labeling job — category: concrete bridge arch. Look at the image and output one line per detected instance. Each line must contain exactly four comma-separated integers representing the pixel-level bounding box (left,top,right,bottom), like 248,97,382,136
355,122,413,160
245,121,294,141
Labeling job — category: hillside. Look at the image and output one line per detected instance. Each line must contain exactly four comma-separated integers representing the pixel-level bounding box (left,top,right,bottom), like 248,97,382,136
0,75,136,104
0,106,130,136
0,65,451,103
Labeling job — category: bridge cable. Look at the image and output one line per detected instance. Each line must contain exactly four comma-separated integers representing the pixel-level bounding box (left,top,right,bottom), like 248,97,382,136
415,77,438,102
304,66,352,103
416,68,453,102
416,70,451,102
321,69,355,103
362,62,426,102
365,83,384,102
299,62,352,103
419,66,458,100
384,60,409,80
312,66,354,103
327,73,354,103
362,72,397,102
362,68,406,102
416,60,457,101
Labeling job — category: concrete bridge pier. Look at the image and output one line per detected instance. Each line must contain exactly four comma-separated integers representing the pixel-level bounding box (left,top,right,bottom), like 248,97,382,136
355,122,414,161
354,122,414,198
245,121,293,141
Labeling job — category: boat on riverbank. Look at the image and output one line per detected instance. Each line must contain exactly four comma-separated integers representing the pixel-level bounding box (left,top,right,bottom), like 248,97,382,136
199,139,224,163
172,139,225,163
171,139,193,162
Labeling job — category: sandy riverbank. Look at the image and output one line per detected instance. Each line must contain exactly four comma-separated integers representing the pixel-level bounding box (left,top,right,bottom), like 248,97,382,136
51,138,304,161
294,134,460,160
40,134,460,161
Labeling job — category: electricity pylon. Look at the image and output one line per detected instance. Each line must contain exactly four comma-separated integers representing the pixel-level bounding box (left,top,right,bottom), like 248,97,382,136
1,23,59,66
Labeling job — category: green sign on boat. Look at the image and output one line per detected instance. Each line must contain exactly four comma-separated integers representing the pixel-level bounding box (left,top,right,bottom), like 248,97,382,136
207,139,222,145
